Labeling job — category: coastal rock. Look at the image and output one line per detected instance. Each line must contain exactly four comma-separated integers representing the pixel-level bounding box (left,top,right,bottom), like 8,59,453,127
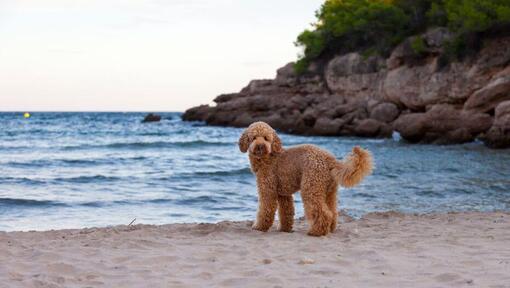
383,60,482,110
387,28,453,69
481,101,510,148
142,113,162,123
423,27,454,49
353,119,384,137
312,117,345,135
474,37,510,71
182,105,211,122
394,105,493,144
369,102,400,123
275,62,298,86
182,35,510,148
325,53,385,98
214,93,238,103
464,76,510,113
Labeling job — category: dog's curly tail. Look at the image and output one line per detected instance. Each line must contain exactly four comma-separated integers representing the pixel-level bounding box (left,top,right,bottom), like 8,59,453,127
331,146,373,188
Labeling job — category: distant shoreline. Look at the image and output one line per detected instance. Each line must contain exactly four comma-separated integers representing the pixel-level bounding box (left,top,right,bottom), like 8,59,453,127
0,111,184,113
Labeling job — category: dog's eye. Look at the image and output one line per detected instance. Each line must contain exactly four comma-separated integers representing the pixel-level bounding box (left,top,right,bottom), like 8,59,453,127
264,136,269,141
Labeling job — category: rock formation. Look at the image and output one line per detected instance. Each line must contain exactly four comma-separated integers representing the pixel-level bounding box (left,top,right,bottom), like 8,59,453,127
142,113,162,123
183,29,510,148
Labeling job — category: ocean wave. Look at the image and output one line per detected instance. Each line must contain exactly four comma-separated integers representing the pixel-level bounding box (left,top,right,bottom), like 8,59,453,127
52,175,122,184
0,177,47,185
78,197,220,207
79,200,135,207
0,197,67,207
154,168,251,181
3,160,51,168
192,168,252,177
0,175,122,185
4,156,148,168
61,140,233,151
174,195,222,205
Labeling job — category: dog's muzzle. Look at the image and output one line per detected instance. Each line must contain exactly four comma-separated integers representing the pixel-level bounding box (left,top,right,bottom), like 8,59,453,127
253,144,267,156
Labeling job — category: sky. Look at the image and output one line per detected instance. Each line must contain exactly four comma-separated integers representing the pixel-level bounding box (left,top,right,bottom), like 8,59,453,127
0,0,323,111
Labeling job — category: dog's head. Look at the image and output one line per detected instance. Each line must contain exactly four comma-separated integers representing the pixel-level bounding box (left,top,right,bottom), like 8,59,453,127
238,121,282,157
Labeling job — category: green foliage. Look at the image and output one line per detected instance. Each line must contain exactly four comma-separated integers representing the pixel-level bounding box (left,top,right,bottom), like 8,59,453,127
440,38,464,65
439,33,479,66
295,29,326,60
426,2,448,26
444,0,510,33
411,36,427,55
295,0,510,73
293,58,310,75
295,0,410,63
360,47,379,60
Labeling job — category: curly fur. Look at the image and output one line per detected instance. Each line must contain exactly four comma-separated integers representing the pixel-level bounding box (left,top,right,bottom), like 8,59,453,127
239,121,373,236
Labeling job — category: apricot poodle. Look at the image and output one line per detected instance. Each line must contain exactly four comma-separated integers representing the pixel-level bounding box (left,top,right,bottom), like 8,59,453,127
239,121,373,236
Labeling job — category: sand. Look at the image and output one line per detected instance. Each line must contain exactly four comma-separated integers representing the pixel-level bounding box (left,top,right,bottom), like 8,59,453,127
1,211,509,288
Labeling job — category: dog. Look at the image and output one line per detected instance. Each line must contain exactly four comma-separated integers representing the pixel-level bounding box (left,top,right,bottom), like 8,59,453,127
239,121,373,236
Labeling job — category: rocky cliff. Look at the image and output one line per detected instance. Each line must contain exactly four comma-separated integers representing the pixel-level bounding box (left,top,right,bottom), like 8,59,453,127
183,29,510,148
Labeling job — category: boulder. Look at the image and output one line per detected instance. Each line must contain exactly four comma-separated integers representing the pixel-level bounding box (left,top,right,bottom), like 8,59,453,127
214,93,238,103
369,102,400,123
312,117,345,135
481,101,510,148
182,105,212,121
354,119,384,137
275,62,297,86
475,37,510,71
232,112,256,127
383,60,483,109
393,105,493,144
393,113,426,142
325,53,385,98
464,76,510,113
142,113,161,123
334,102,360,117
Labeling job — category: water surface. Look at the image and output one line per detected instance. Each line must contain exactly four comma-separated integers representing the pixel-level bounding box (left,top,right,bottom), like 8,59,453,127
1,112,509,231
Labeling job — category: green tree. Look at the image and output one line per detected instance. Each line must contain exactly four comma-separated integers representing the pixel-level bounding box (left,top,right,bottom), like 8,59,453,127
295,0,411,72
294,0,510,73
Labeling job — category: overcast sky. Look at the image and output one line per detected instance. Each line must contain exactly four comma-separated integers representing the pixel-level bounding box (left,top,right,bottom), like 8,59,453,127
0,0,323,111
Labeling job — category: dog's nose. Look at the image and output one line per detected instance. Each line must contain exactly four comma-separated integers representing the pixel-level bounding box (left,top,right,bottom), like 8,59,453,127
255,144,265,153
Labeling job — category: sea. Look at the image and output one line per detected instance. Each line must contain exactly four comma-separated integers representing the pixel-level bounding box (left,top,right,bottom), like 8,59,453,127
0,112,509,231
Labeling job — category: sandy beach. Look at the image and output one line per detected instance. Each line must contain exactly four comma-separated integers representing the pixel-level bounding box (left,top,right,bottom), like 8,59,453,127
1,211,509,288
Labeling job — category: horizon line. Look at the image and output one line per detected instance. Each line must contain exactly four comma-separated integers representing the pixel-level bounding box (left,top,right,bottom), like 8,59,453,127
0,110,184,113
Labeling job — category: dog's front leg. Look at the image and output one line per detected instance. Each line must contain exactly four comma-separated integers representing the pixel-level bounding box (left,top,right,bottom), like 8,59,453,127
252,185,277,232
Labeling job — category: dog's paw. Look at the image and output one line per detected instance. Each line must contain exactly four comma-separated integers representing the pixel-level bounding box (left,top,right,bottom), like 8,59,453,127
252,223,269,232
307,229,329,237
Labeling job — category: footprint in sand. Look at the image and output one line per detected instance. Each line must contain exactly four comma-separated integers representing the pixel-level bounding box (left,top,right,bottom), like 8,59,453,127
435,272,461,282
46,263,77,275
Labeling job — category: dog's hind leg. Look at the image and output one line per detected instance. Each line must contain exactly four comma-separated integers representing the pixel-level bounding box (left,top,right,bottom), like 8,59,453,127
326,184,339,233
277,195,294,232
301,183,333,237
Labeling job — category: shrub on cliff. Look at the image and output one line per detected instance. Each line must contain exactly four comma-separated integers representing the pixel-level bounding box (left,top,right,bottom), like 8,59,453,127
295,0,510,73
295,0,412,73
443,0,510,33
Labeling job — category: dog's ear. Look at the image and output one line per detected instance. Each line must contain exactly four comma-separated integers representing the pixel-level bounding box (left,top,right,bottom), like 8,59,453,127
238,129,250,153
271,129,283,154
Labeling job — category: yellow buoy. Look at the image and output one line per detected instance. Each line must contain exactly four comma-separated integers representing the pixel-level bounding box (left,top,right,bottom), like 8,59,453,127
24,112,31,118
